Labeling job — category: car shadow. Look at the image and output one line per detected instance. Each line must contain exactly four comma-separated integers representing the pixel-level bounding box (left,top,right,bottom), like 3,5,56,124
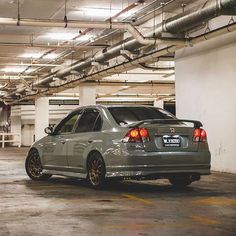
22,176,233,198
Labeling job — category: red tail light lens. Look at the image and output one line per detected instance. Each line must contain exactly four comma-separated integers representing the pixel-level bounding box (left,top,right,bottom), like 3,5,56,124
200,129,207,142
124,128,150,143
193,128,207,142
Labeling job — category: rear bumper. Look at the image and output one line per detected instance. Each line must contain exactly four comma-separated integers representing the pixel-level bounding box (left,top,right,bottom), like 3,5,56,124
105,151,211,178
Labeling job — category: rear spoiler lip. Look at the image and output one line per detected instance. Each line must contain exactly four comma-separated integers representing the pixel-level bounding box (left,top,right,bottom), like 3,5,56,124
128,119,203,128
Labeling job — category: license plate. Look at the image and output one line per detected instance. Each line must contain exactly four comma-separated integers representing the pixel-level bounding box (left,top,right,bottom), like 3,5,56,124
163,135,181,147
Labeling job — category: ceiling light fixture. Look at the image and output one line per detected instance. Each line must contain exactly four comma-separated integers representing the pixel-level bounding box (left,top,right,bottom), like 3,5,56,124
43,54,58,59
75,8,120,18
76,34,94,42
45,32,78,41
1,67,26,73
20,53,43,59
1,67,33,74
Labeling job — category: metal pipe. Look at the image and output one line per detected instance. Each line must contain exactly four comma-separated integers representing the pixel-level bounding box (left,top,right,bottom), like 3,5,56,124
0,18,185,46
191,21,236,44
27,22,236,99
39,0,235,85
4,0,236,99
164,0,236,33
0,42,109,49
0,63,59,67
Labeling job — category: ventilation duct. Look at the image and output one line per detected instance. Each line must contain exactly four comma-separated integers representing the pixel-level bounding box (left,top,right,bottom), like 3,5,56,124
5,0,236,98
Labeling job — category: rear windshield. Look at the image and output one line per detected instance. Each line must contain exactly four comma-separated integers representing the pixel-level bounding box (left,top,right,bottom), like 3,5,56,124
108,106,176,126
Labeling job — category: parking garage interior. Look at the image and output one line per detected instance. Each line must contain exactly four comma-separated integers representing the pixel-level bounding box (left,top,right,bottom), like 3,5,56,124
0,0,236,235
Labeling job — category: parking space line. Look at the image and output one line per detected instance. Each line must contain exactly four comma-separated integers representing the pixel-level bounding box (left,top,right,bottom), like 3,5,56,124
192,197,236,206
191,215,221,225
106,222,193,230
122,194,153,205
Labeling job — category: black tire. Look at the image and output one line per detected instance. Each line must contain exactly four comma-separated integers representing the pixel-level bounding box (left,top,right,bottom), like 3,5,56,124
87,152,106,189
168,176,192,188
25,149,52,181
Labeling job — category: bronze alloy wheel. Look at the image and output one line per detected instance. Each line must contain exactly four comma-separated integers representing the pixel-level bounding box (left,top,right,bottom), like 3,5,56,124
25,150,52,181
87,153,105,188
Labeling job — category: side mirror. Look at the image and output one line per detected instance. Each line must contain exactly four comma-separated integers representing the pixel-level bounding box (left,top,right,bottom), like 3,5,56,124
44,126,53,135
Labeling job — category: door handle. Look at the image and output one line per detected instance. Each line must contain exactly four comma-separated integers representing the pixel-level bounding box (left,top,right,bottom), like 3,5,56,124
60,140,66,144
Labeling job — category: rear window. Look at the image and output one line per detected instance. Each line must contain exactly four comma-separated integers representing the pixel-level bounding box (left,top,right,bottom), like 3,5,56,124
108,106,176,126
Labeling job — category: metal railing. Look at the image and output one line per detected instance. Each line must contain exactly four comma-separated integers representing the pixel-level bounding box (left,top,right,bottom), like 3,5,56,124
0,133,21,148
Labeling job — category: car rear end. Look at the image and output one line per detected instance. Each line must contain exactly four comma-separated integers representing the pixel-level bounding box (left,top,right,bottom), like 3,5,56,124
105,106,211,183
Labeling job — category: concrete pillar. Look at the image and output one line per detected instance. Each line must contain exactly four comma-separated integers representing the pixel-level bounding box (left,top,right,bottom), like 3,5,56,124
154,99,164,109
10,106,21,146
35,97,49,141
175,31,236,174
79,83,96,106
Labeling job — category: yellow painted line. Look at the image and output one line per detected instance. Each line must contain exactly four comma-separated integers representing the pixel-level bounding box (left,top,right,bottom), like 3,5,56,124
106,222,191,230
192,197,236,206
191,215,221,225
122,194,153,205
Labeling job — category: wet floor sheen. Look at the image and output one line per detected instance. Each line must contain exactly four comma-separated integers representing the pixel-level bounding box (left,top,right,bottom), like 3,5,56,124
0,147,235,236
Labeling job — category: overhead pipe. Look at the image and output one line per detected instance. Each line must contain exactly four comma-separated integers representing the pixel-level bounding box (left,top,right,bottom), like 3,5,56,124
35,22,236,97
6,20,236,103
0,18,185,46
0,42,109,49
164,0,236,33
0,63,59,67
38,0,236,84
4,0,236,98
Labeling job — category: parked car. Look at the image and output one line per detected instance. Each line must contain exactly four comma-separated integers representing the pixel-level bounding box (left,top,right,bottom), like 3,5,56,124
25,105,211,188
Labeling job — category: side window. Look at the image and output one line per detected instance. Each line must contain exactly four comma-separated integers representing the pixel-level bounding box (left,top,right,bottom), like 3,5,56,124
74,110,102,133
55,112,81,134
93,115,102,131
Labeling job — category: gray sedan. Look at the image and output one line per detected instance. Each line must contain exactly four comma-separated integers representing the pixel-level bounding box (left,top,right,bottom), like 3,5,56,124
25,105,211,188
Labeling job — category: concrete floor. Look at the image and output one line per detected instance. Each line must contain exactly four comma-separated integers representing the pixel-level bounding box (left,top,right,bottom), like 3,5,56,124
0,148,235,236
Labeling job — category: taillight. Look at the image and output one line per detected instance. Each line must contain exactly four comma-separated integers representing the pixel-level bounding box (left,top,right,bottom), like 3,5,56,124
193,128,207,142
124,128,150,143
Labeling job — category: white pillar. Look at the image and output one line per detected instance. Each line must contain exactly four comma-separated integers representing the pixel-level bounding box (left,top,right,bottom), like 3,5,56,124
10,105,21,146
175,31,236,174
35,97,49,141
79,83,96,106
154,99,164,109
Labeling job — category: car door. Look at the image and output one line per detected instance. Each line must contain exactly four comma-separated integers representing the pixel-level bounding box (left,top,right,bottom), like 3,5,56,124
41,110,82,170
66,108,103,172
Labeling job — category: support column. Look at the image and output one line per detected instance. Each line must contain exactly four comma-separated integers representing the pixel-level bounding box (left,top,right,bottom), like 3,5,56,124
154,99,164,109
35,97,49,141
175,31,236,173
10,105,21,147
79,83,96,106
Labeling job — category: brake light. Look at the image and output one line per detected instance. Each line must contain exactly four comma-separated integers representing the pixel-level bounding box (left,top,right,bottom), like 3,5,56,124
124,128,150,143
193,128,207,142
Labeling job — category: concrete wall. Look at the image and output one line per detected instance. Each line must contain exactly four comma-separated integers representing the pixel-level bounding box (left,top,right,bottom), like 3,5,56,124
175,31,236,174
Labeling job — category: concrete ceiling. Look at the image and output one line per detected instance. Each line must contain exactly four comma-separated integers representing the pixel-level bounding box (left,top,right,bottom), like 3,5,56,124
0,0,220,103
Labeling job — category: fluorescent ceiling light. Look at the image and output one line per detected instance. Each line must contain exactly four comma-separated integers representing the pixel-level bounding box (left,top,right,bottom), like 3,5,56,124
1,67,33,73
74,8,120,18
45,32,78,41
76,34,93,42
1,67,26,73
43,54,58,59
20,52,57,60
20,53,43,59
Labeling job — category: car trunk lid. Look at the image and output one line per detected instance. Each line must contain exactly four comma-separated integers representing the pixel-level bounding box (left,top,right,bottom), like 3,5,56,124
128,119,202,152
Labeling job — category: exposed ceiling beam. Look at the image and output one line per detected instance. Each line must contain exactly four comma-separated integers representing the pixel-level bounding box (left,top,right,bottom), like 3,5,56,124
0,63,60,67
0,42,108,49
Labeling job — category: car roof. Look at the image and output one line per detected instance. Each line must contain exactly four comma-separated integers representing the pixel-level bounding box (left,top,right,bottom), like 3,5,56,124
104,104,156,108
73,104,157,110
